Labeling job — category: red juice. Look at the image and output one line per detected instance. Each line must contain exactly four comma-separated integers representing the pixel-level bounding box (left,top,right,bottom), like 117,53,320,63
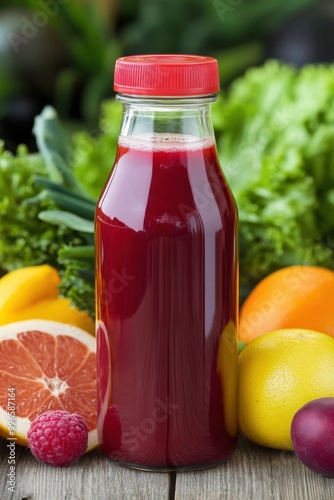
96,133,238,470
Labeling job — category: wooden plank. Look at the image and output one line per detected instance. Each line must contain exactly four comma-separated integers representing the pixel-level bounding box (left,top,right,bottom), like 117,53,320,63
0,438,170,500
2,435,334,500
174,436,334,500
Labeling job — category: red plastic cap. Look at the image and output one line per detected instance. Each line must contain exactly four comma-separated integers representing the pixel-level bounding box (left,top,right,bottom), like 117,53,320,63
114,54,220,96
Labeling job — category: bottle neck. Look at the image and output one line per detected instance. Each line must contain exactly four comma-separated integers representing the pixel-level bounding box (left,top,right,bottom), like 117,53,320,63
116,95,217,142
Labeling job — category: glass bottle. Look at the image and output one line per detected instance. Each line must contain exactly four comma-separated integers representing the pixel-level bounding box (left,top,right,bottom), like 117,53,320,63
96,55,238,471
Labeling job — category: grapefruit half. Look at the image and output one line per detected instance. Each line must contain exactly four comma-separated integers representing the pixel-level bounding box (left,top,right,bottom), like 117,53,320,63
0,320,97,450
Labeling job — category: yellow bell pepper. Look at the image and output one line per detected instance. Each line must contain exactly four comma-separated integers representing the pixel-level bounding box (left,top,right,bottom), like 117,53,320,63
0,265,95,335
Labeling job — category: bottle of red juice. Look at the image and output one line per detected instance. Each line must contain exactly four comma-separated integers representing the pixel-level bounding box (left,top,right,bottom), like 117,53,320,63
96,54,238,471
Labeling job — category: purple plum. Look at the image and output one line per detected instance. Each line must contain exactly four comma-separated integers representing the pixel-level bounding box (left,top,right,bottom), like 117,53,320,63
291,398,334,477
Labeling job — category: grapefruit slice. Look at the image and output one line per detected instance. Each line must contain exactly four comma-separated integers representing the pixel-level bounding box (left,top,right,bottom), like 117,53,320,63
0,320,97,450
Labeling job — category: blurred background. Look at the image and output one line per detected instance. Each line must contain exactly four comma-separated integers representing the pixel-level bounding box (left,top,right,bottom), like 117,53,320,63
0,0,333,150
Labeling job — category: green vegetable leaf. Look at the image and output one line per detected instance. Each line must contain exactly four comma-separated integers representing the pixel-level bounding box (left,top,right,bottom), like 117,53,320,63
33,106,90,197
38,210,94,233
58,245,95,317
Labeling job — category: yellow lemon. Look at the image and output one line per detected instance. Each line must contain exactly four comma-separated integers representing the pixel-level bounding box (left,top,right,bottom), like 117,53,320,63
238,328,334,450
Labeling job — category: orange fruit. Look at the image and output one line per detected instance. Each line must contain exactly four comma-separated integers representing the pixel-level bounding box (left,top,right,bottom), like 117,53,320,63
0,320,97,450
238,328,334,450
239,266,334,343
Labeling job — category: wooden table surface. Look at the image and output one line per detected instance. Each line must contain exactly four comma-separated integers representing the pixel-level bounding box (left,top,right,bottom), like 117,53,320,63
1,436,333,500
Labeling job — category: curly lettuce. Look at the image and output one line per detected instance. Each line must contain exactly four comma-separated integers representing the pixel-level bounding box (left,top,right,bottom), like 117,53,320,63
213,61,334,285
0,144,83,271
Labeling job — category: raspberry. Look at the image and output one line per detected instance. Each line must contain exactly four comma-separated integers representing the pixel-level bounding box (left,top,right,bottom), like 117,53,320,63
27,410,88,466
